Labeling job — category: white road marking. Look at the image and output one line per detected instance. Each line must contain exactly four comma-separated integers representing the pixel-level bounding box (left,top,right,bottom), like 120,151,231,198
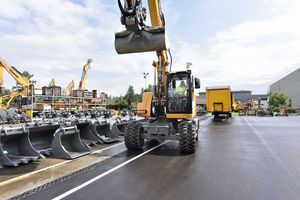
0,143,124,186
243,117,288,172
199,116,212,126
52,141,168,200
91,142,124,154
0,160,71,187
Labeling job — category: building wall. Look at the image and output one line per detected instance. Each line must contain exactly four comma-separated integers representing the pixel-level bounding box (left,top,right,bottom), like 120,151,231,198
270,68,300,108
232,91,252,102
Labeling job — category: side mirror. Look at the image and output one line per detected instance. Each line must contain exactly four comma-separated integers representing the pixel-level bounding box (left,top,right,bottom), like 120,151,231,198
195,78,200,89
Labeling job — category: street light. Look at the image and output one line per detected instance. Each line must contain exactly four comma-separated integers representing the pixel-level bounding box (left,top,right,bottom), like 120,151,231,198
143,72,149,91
186,62,192,70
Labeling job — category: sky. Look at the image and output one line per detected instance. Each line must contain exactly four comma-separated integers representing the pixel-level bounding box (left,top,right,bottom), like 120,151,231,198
0,0,299,96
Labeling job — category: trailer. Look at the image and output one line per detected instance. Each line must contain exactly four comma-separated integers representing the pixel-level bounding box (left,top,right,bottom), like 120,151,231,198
206,86,233,120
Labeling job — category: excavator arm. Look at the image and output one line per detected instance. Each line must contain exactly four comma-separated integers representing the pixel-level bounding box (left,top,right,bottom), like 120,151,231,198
66,80,75,96
0,57,31,109
78,59,92,90
116,0,168,117
0,58,30,90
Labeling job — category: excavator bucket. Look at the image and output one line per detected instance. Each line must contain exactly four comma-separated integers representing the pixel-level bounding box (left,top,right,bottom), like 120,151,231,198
0,127,41,167
27,122,60,156
76,120,99,146
115,27,167,54
90,120,120,144
51,126,90,159
111,122,126,136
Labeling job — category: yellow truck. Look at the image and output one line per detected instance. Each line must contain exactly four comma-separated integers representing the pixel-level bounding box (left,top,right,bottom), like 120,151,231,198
206,86,233,119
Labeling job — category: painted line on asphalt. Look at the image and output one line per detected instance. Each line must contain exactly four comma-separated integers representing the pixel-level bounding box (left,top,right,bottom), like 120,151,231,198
0,160,71,187
0,143,124,187
91,142,124,154
199,116,213,126
243,117,288,172
52,141,168,200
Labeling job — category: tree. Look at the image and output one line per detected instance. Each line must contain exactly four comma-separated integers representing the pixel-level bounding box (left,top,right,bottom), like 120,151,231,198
147,84,153,92
125,85,136,108
287,98,292,108
22,70,37,85
22,71,34,81
268,93,289,109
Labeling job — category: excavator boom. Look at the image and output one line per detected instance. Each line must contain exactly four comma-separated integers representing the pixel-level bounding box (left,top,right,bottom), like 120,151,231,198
0,57,31,108
78,59,92,90
115,0,167,54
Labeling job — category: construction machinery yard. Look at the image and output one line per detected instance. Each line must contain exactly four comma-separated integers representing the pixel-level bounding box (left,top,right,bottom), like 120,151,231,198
1,0,300,200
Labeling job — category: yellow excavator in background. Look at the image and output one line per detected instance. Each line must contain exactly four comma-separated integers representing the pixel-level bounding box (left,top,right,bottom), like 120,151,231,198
78,59,92,91
48,78,56,87
66,80,75,96
115,0,201,153
0,57,30,109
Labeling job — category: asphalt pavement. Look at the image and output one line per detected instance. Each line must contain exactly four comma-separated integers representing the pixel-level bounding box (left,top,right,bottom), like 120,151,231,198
16,116,300,200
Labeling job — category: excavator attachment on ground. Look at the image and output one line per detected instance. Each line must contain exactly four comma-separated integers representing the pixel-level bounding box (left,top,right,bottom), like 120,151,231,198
27,122,60,156
0,127,41,167
90,120,120,144
115,0,167,54
51,126,90,159
111,122,126,136
76,119,99,146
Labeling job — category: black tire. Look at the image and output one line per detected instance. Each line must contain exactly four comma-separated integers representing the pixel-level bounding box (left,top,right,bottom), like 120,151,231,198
124,122,144,150
179,121,197,154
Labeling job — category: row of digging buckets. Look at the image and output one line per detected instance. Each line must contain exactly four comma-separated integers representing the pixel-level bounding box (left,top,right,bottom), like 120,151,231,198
0,120,125,167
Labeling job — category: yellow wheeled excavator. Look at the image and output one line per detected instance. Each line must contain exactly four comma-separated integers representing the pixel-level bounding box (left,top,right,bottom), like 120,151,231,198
115,0,201,153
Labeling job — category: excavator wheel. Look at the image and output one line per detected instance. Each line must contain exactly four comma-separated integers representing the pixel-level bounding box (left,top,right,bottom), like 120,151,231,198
124,122,144,150
179,121,197,154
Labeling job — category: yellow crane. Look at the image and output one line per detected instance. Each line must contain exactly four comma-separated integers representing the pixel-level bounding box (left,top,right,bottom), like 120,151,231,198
48,78,56,87
0,57,30,109
115,0,201,153
66,80,75,96
78,59,92,90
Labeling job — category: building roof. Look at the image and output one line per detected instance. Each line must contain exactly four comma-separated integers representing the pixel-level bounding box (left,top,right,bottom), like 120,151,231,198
206,86,231,90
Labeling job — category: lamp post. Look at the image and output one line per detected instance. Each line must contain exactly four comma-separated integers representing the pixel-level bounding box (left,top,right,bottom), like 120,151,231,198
143,72,149,91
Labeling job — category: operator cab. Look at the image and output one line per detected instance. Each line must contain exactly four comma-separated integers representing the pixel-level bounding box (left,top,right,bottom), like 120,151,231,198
166,70,200,114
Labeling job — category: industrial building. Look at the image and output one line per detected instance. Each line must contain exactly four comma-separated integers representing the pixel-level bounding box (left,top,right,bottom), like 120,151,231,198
270,68,300,109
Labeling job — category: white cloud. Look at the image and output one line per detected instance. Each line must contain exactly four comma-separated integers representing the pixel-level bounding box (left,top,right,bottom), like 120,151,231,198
169,0,300,93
